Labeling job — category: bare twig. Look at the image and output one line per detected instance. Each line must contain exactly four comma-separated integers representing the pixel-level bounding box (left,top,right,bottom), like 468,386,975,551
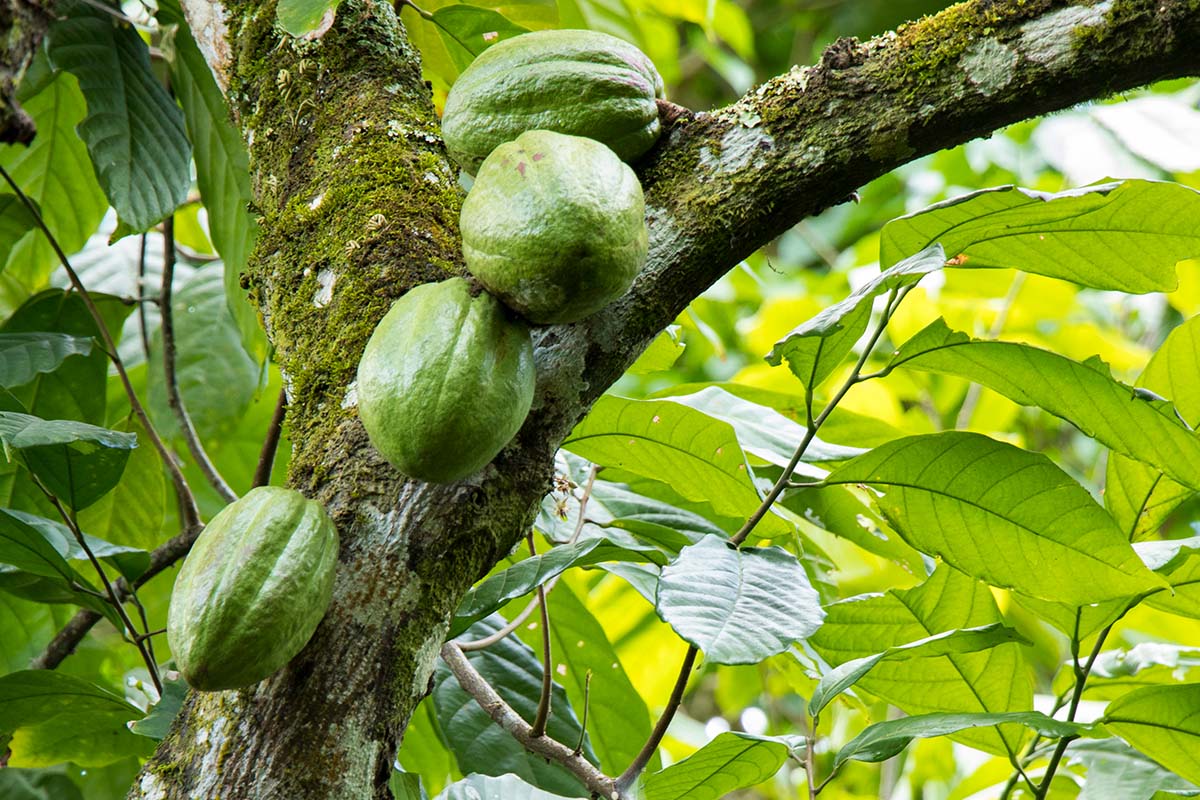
136,233,151,362
615,644,698,793
529,532,553,738
161,216,237,504
441,641,617,798
252,387,288,488
0,165,200,531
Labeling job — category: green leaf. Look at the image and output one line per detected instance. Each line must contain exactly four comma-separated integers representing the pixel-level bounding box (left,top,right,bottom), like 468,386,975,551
655,535,824,665
396,699,456,796
0,66,107,288
77,417,166,553
809,566,1033,755
641,732,789,800
388,772,424,800
1106,683,1200,784
129,676,187,740
628,326,684,374
582,480,723,552
7,509,150,582
765,243,945,388
780,485,925,571
885,319,1200,491
0,412,136,510
433,5,532,72
157,0,265,360
825,432,1165,604
0,334,93,389
434,616,596,796
451,538,661,637
833,711,1093,768
1143,538,1200,620
277,0,338,38
435,773,577,800
0,507,78,582
1074,739,1200,799
809,623,1030,717
880,180,1200,292
563,395,793,540
0,768,84,800
0,194,39,274
0,670,151,767
46,3,191,233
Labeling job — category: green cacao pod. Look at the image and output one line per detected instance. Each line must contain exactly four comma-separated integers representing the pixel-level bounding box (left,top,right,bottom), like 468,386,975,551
441,29,664,175
357,277,536,482
167,486,339,691
461,129,648,325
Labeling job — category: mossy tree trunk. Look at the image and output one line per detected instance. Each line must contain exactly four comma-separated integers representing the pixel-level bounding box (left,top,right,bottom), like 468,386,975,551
119,1,1200,798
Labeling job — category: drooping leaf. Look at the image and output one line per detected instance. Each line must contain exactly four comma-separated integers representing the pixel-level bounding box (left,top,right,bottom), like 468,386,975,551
435,773,577,800
1105,683,1200,784
8,509,150,582
563,395,793,539
825,432,1165,604
0,507,78,582
0,333,93,389
277,0,338,38
128,676,187,741
655,535,824,664
885,319,1200,491
641,732,790,800
46,2,191,233
0,412,136,510
765,243,945,388
809,624,1030,717
433,616,596,796
880,180,1200,292
809,566,1033,755
833,711,1093,768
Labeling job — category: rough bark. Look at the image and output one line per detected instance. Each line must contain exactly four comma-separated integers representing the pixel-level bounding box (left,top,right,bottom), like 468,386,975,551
129,1,1200,798
0,0,52,144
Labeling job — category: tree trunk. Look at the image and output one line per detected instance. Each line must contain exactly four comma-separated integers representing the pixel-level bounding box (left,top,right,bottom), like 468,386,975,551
127,1,1200,797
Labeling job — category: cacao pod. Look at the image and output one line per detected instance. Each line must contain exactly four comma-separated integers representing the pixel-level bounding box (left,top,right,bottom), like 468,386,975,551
441,29,664,174
167,486,339,691
357,277,536,482
460,129,648,325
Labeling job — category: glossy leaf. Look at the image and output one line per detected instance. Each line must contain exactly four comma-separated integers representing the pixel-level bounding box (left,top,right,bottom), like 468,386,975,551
766,243,944,388
641,733,789,799
1105,683,1200,784
881,181,1200,292
825,432,1165,603
0,334,92,389
46,3,191,233
656,535,824,664
0,412,135,510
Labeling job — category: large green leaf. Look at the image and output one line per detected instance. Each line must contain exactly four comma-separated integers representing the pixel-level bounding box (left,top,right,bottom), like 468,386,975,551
640,732,790,800
45,3,191,233
576,479,723,552
833,711,1092,768
781,485,925,571
809,566,1033,755
435,773,577,800
765,243,944,389
433,616,596,797
0,412,135,511
8,508,150,582
563,395,793,539
655,535,824,664
0,507,78,582
1105,683,1200,784
0,334,93,389
434,5,530,72
809,624,1030,717
156,0,264,360
880,180,1200,292
825,432,1165,604
78,417,166,553
0,194,39,274
0,64,106,288
0,670,152,767
886,319,1200,490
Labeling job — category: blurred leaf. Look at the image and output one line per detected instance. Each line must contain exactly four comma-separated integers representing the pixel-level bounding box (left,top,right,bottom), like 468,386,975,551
46,2,191,233
129,675,187,740
277,0,338,38
825,432,1165,604
1075,739,1200,799
78,417,166,553
0,768,84,800
656,535,824,664
563,395,793,539
628,326,684,374
0,333,92,388
880,181,1200,292
641,732,790,800
0,194,39,274
1092,97,1200,175
766,243,944,389
1106,683,1200,784
810,624,1030,717
435,773,575,800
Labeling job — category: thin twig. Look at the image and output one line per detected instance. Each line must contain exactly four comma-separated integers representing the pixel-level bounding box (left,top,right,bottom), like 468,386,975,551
441,641,617,798
615,645,698,793
529,533,553,738
252,387,288,488
136,233,151,362
574,671,592,756
0,165,200,531
161,216,237,504
805,728,818,800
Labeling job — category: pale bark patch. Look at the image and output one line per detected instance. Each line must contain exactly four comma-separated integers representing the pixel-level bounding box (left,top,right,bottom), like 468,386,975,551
1020,1,1113,69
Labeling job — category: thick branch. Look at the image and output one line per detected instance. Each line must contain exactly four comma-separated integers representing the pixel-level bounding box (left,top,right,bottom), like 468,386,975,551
0,0,52,143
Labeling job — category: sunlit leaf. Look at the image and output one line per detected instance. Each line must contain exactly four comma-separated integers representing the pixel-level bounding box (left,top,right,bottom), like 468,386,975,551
1105,683,1200,784
641,732,790,800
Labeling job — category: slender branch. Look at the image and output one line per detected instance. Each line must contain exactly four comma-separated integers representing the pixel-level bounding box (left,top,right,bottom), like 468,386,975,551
0,165,201,531
161,216,237,504
136,233,152,363
570,465,600,544
805,728,818,800
529,533,553,738
574,671,592,757
441,641,617,798
615,644,698,793
252,387,288,488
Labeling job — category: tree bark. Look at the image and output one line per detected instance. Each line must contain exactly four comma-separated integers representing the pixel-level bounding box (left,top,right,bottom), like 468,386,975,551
0,0,52,144
128,1,1200,798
